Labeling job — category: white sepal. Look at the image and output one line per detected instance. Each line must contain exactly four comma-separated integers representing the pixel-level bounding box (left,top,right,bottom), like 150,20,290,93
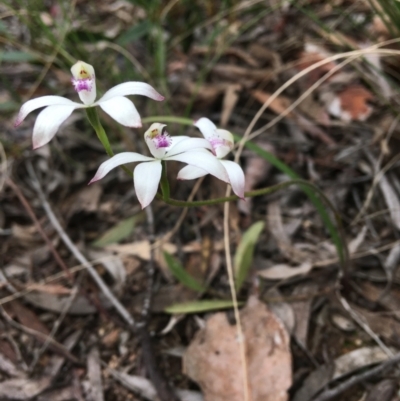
221,160,245,199
89,152,154,183
98,96,142,127
166,137,212,156
15,96,81,127
194,117,217,139
177,165,207,180
167,151,229,183
97,82,164,103
133,160,162,209
32,105,77,149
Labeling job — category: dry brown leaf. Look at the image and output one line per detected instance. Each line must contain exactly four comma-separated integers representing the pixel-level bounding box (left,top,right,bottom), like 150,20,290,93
7,300,50,335
251,90,293,116
326,85,374,122
183,297,292,401
87,347,104,401
25,284,72,295
258,262,313,280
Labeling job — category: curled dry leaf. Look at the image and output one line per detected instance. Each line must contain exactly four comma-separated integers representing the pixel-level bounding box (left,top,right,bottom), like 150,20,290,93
183,297,292,401
325,85,374,122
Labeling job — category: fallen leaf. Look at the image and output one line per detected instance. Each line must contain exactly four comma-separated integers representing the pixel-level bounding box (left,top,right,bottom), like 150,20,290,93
183,297,292,401
251,90,293,116
326,85,374,122
258,262,313,280
87,347,104,401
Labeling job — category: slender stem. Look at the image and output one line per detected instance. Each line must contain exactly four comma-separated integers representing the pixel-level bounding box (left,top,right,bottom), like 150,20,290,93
85,107,133,177
160,161,170,201
85,107,114,157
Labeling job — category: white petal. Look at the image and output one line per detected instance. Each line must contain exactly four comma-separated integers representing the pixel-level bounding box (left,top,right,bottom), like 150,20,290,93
32,105,77,149
134,160,162,209
177,165,207,180
194,117,217,140
71,61,97,105
144,123,168,159
214,129,234,158
77,80,97,105
89,152,154,183
15,96,81,127
166,138,212,156
221,160,245,199
166,151,229,183
97,82,164,103
98,96,141,127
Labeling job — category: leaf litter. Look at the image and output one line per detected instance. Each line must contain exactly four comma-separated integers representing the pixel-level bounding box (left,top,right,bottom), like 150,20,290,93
2,1,400,400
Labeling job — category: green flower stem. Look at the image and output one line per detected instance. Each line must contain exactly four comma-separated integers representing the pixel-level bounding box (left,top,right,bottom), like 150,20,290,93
85,107,133,177
85,107,114,156
160,161,170,201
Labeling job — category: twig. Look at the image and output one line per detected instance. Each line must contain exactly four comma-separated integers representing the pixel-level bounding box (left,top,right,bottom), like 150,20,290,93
337,290,393,357
26,164,136,328
312,352,400,401
6,178,73,283
223,190,250,401
0,139,7,194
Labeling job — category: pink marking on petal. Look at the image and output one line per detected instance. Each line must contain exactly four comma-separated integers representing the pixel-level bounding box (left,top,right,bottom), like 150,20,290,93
14,116,23,127
154,132,172,149
71,78,93,93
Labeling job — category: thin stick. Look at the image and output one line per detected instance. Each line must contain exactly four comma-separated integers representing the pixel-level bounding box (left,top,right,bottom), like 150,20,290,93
223,194,250,401
6,178,73,283
0,140,7,194
26,164,135,328
312,351,400,401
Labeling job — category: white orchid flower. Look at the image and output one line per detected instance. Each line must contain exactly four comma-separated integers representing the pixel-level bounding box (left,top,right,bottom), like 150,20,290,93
14,61,164,149
177,117,245,199
89,123,230,209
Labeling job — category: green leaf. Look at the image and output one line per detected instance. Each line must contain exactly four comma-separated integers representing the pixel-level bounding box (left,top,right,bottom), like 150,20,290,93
165,299,242,314
0,51,36,62
234,221,265,291
92,216,137,247
164,252,206,292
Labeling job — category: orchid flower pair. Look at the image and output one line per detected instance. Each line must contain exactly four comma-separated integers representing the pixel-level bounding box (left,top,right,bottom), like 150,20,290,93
15,60,245,209
90,120,245,208
14,61,164,149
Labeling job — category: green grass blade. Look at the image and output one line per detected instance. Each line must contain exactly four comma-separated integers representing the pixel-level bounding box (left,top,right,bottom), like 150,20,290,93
92,215,138,247
164,252,206,292
234,221,265,291
165,299,242,314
